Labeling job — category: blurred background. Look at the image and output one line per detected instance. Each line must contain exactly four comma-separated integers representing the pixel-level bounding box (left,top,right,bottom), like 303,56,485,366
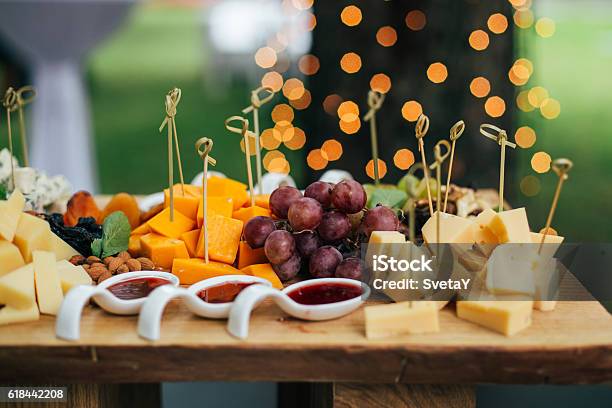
1,0,611,406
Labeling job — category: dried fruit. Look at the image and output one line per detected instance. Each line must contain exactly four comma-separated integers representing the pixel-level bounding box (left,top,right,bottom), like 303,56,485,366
86,256,102,265
64,191,101,227
108,258,125,272
126,259,141,272
137,257,155,270
116,264,130,274
69,255,85,265
98,270,113,283
101,193,141,229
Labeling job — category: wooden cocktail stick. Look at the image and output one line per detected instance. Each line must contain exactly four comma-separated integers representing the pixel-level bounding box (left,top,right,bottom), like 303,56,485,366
443,120,465,213
13,86,35,168
2,88,18,190
480,124,516,212
430,140,451,246
225,115,256,207
195,137,217,263
539,158,573,254
363,90,385,184
415,114,434,216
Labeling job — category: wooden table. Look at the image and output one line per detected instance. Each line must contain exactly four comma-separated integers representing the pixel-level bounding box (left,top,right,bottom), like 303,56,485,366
1,299,611,407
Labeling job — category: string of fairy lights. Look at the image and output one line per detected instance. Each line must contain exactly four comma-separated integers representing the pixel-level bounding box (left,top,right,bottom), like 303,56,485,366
249,0,559,198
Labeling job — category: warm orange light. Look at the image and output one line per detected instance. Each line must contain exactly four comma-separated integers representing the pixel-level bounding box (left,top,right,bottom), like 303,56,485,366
282,78,305,100
307,149,328,170
405,10,426,31
515,126,536,148
370,73,392,94
527,86,549,108
487,13,508,34
260,128,281,150
393,149,415,170
268,157,290,174
427,62,448,83
514,58,534,76
340,52,362,74
508,66,529,86
520,175,540,197
292,0,313,11
264,150,285,169
516,90,535,112
254,47,277,69
376,26,398,47
298,54,320,76
289,89,312,110
540,98,561,119
271,103,294,124
339,118,361,134
341,5,362,27
285,127,306,150
240,133,258,157
304,12,317,31
261,71,284,93
401,100,423,122
470,77,491,98
469,30,490,51
321,139,343,161
366,159,387,180
509,0,528,7
323,94,343,116
484,96,506,117
535,17,556,38
531,151,552,173
273,122,295,142
513,9,534,29
337,100,359,121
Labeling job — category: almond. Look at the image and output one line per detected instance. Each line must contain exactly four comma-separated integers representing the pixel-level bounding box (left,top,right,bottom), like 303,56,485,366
98,270,113,283
137,257,155,270
108,258,125,273
116,264,130,274
69,255,85,265
103,257,115,266
86,256,102,265
117,251,131,261
126,259,141,272
88,266,107,281
91,262,105,269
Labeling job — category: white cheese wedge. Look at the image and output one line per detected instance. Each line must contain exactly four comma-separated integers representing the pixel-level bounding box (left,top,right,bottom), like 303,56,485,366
365,231,406,280
0,189,25,241
33,251,63,315
0,263,35,308
485,244,536,296
51,233,80,261
456,299,533,336
530,232,564,262
474,208,499,244
14,213,53,263
368,231,407,244
489,208,531,243
364,301,439,339
56,260,92,293
0,240,25,276
422,212,475,244
0,303,39,326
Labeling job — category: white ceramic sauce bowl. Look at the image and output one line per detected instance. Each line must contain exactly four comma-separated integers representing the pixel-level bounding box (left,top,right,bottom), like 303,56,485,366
56,271,179,341
138,274,272,341
227,278,370,340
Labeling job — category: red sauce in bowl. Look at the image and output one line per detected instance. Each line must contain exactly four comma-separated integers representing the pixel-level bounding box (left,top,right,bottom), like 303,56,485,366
287,282,362,305
197,282,256,304
107,277,172,300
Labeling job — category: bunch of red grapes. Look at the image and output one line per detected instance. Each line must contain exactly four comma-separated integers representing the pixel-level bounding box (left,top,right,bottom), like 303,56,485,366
243,180,400,283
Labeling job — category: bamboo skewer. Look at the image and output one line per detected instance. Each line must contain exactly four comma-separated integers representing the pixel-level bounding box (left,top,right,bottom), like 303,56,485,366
13,86,35,168
195,138,217,263
159,88,184,221
2,88,18,190
538,158,573,254
225,115,256,207
429,140,451,249
480,124,516,212
415,114,434,216
363,90,385,185
443,120,465,213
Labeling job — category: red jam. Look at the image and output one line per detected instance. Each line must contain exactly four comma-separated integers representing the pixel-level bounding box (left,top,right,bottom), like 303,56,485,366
197,282,256,303
107,277,172,300
287,282,362,305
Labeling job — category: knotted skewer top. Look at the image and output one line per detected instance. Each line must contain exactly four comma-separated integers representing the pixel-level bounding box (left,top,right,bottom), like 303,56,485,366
363,90,385,122
2,88,17,111
242,86,275,114
159,88,181,131
449,120,465,141
552,158,573,179
479,123,516,149
415,114,430,149
195,137,217,166
429,140,451,170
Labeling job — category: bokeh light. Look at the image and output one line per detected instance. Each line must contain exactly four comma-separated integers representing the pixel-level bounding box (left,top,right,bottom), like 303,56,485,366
485,96,506,117
321,139,343,161
469,30,490,51
264,150,285,169
427,62,448,83
271,103,294,124
307,149,328,170
289,89,312,110
514,9,534,28
487,13,508,34
401,100,423,122
535,17,556,38
323,94,343,116
516,90,535,112
515,126,536,148
376,26,398,47
261,71,284,93
285,127,306,150
341,5,362,27
405,10,426,31
393,149,415,170
366,159,388,180
260,128,281,150
520,175,541,197
268,157,290,174
370,73,392,94
282,78,305,100
339,117,361,134
240,133,257,157
527,86,549,108
273,122,295,142
337,100,359,122
540,98,561,119
254,47,277,69
298,54,320,75
292,0,313,11
470,77,491,98
340,52,362,74
531,151,552,173
304,12,317,31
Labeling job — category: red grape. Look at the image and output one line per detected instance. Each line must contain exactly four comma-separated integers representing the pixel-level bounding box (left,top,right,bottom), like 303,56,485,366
331,180,367,214
335,257,364,281
272,253,302,282
269,186,302,219
309,246,343,278
317,210,351,242
304,181,333,208
360,205,400,238
243,216,276,248
294,231,321,258
288,197,323,231
264,230,296,264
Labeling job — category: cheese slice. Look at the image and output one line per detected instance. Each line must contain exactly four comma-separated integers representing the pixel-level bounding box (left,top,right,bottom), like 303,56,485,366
56,260,92,293
422,212,475,244
0,303,39,326
50,233,80,261
13,213,53,263
33,251,63,315
364,301,439,339
0,263,35,308
533,300,557,311
474,208,499,245
489,208,531,243
456,299,533,336
0,240,25,276
0,189,25,241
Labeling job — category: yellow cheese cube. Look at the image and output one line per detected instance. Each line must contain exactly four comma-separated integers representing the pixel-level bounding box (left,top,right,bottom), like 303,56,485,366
368,231,406,244
364,301,440,339
0,189,25,241
422,212,475,244
207,177,249,210
132,223,152,235
489,208,532,243
33,251,63,315
196,215,243,264
164,194,199,220
148,207,196,239
0,240,25,276
474,208,499,245
0,263,35,308
56,260,92,293
197,196,234,228
232,206,271,224
50,233,80,261
0,303,39,326
456,299,533,336
241,263,283,289
180,229,200,258
172,258,243,285
140,233,190,269
13,213,52,263
163,184,202,201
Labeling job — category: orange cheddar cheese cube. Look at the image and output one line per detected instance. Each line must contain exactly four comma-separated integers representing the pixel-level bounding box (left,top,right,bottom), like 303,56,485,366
253,194,270,209
128,235,142,257
237,241,268,269
241,263,283,289
180,229,200,258
232,206,271,224
164,184,202,200
148,207,195,239
197,196,234,228
196,215,243,264
140,233,189,269
164,195,199,220
172,258,243,285
207,177,249,210
132,223,151,235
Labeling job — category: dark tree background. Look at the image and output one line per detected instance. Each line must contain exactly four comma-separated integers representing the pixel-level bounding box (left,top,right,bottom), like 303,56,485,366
304,0,515,195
